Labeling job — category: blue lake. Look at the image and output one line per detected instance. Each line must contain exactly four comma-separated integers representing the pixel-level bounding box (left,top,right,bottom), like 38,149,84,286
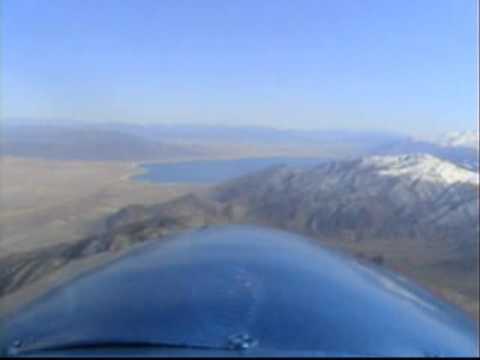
135,157,326,184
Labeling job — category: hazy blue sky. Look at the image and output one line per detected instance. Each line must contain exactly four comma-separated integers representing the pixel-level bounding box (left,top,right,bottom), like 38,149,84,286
1,0,478,134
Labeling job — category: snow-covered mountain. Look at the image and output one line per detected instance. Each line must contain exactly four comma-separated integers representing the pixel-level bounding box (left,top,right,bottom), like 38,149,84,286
374,131,478,171
361,154,478,185
213,154,479,246
416,131,479,150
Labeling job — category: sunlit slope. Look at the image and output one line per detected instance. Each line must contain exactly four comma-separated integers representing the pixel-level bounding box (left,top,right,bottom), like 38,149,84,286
213,154,478,249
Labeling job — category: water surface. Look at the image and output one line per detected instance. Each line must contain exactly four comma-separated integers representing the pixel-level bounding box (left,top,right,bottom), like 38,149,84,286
135,157,325,184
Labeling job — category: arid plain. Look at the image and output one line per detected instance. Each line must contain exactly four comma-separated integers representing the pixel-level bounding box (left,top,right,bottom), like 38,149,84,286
0,143,332,255
0,156,203,255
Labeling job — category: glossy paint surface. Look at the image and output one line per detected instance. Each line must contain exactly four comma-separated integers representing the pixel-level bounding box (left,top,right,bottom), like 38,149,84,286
2,225,478,356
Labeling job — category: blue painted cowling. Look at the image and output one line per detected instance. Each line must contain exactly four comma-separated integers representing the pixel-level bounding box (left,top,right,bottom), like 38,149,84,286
2,225,478,356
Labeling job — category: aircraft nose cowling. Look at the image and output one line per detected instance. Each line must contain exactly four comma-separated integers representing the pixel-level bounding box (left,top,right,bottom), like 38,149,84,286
2,225,479,356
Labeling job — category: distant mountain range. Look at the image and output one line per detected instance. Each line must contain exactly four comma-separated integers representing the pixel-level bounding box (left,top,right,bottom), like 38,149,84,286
1,122,408,161
0,125,201,161
4,122,477,167
102,123,407,147
2,153,477,297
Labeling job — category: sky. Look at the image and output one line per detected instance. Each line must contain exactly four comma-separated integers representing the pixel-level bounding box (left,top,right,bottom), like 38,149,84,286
1,0,478,135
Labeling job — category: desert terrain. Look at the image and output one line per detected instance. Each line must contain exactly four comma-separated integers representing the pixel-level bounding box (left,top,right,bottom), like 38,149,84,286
0,142,330,255
0,156,204,255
